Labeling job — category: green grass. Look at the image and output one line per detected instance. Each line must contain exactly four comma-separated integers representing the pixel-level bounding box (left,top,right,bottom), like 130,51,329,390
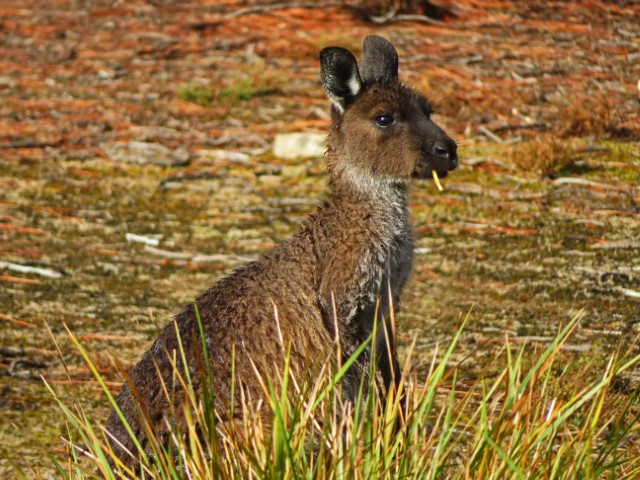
177,79,270,106
32,311,640,478
178,59,286,106
177,84,215,106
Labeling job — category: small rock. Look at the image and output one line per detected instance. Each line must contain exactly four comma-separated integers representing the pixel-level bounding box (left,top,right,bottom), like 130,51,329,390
273,132,325,159
101,141,190,166
196,149,251,164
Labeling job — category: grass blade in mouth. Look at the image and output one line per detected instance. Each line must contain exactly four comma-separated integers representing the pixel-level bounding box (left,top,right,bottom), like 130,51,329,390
432,170,444,191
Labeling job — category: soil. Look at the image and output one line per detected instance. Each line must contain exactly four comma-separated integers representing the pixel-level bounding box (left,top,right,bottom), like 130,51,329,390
1,0,639,476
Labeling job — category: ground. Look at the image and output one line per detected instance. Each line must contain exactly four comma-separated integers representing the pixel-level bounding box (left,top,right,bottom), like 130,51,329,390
1,0,639,476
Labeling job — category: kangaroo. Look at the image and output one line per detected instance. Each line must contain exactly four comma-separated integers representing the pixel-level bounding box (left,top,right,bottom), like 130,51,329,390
106,35,457,468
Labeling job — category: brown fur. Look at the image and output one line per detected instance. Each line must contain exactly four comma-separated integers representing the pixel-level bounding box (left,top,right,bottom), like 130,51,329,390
106,35,457,468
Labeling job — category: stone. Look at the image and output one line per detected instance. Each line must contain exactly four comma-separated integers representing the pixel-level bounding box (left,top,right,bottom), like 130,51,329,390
272,132,325,159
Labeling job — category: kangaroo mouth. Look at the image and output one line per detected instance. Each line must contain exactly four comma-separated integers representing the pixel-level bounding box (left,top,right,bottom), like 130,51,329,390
412,165,451,180
413,145,458,181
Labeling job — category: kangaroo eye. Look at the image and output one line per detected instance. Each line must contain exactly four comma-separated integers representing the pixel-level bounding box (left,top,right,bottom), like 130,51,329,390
374,114,395,128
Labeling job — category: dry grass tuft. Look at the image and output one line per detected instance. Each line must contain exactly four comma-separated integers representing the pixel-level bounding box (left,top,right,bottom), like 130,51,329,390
555,91,617,139
508,133,577,178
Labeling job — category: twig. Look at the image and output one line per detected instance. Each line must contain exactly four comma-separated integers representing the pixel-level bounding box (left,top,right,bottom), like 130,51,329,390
561,344,592,352
159,171,222,188
0,224,46,234
582,328,624,336
478,126,505,143
191,2,444,29
615,287,640,299
591,240,640,250
125,233,161,247
512,335,556,343
8,358,49,375
494,123,547,133
0,139,61,149
0,275,40,284
0,313,37,328
143,245,256,264
447,182,503,199
224,2,335,19
192,253,257,264
384,13,444,25
0,261,63,279
553,177,627,191
0,346,25,356
143,246,192,260
560,250,595,257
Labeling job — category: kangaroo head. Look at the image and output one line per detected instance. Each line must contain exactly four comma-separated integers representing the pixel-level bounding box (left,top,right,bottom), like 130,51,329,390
320,36,457,188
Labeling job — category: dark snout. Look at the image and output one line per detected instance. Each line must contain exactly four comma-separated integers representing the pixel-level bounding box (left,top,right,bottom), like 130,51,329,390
414,119,458,179
432,136,458,171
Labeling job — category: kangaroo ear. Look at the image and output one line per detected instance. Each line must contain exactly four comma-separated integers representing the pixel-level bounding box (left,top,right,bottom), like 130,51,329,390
320,47,363,112
359,35,399,84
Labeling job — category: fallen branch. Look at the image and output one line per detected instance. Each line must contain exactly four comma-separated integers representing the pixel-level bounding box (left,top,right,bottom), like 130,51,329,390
494,123,547,133
447,182,503,199
553,177,628,191
192,253,257,264
478,126,505,143
591,240,640,250
0,224,46,234
0,275,40,284
7,358,49,375
159,171,222,189
221,2,344,19
143,245,256,265
0,313,37,329
0,139,62,149
143,245,192,260
125,233,161,247
615,287,640,299
191,2,444,29
371,12,444,25
0,261,63,279
0,346,25,357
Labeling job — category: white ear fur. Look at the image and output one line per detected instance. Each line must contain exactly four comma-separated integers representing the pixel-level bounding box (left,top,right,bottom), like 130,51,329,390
320,47,363,113
330,70,362,113
347,73,362,97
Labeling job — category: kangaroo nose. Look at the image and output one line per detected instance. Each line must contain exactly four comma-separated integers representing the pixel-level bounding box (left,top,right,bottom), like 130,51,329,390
433,140,458,170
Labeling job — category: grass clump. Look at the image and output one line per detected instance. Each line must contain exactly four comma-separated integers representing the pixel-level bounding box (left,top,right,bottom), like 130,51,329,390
31,311,640,479
178,84,215,107
178,59,286,107
508,133,578,178
218,78,268,102
555,91,617,139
